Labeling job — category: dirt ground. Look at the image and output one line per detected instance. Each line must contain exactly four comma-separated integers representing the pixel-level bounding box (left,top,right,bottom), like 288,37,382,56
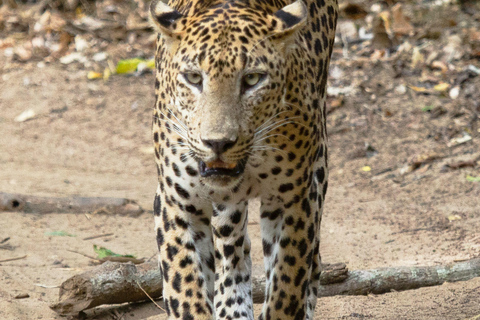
1,1,480,320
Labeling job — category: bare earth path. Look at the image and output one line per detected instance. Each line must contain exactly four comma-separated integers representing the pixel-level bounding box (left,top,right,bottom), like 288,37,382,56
1,61,479,319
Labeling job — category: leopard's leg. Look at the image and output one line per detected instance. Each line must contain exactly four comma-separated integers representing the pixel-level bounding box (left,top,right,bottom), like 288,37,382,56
259,177,324,320
154,183,215,320
305,172,326,320
211,201,254,320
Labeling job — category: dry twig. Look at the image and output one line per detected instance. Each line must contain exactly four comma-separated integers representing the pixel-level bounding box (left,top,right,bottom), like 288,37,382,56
135,281,165,312
0,192,143,216
0,255,27,263
83,233,114,240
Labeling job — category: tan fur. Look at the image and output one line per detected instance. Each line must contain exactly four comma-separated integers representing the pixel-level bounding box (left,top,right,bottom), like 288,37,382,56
150,0,338,319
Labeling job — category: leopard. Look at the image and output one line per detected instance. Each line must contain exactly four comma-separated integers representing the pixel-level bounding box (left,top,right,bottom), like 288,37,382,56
149,0,337,319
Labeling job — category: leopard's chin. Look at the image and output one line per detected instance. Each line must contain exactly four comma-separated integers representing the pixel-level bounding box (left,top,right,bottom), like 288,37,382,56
201,175,243,189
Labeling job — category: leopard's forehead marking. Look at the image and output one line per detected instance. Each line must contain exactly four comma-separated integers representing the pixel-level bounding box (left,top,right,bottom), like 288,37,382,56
176,3,276,76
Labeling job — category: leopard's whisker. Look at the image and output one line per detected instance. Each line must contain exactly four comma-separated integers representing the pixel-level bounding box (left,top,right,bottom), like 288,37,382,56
253,119,299,141
250,147,288,158
165,108,189,132
159,109,188,132
256,110,292,131
153,117,189,142
255,119,292,136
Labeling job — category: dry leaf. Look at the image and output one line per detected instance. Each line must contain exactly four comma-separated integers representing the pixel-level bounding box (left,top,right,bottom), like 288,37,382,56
425,51,439,65
60,52,87,64
87,71,103,80
50,32,72,58
378,11,392,36
33,10,51,33
327,86,354,97
447,134,472,147
448,215,462,221
431,60,448,74
443,35,464,61
103,67,111,81
48,13,67,32
14,46,32,61
408,85,427,93
372,14,392,50
434,82,450,92
75,6,85,19
74,35,89,52
0,38,15,49
411,47,424,69
468,65,480,75
449,86,460,99
14,109,36,122
468,28,480,43
330,97,344,109
395,84,407,94
392,3,414,36
337,20,358,42
92,52,108,62
371,49,387,59
74,16,106,31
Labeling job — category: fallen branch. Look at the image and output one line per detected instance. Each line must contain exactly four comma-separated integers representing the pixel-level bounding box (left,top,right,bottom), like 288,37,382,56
51,258,480,316
0,192,144,216
51,261,162,316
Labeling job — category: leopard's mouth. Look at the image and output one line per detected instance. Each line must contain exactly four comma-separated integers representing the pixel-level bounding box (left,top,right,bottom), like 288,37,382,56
199,158,247,178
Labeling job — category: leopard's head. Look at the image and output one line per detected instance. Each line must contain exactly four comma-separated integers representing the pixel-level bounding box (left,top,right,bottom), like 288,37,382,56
151,0,307,188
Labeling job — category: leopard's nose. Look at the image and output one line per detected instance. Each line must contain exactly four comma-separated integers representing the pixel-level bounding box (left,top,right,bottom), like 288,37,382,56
201,138,237,155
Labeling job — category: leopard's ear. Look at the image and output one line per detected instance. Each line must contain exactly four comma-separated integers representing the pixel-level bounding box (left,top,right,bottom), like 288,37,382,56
271,0,307,39
149,0,184,37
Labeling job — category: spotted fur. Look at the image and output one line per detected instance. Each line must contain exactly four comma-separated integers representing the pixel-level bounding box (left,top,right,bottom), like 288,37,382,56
150,0,337,319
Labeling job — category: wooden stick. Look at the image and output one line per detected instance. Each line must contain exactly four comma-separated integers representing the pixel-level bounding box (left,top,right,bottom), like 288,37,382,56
0,255,27,263
0,192,144,216
50,258,480,316
83,233,114,240
135,280,165,312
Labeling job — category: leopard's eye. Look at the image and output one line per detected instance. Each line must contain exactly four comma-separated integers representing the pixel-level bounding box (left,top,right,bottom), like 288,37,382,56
184,73,202,86
243,73,262,87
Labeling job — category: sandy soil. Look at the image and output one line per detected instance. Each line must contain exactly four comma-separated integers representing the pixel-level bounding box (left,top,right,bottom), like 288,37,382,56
1,37,480,320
